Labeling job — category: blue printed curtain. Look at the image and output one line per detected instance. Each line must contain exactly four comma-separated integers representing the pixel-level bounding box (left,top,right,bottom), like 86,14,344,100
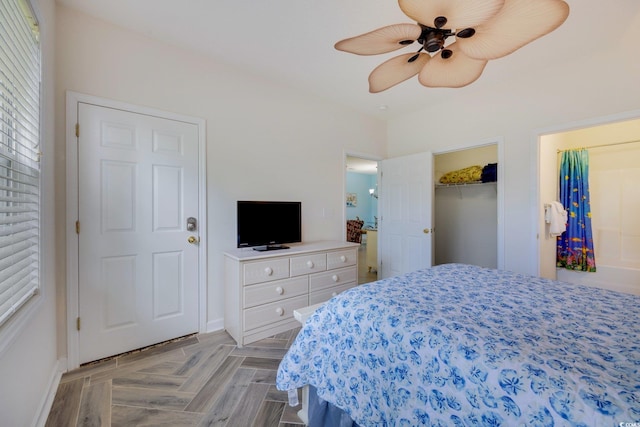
557,149,596,272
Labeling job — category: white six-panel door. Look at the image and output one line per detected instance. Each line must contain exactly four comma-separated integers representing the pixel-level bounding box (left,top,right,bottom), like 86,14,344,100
77,102,200,364
378,152,434,279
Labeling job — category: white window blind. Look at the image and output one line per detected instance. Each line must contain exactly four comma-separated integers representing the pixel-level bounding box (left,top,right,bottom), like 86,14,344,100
0,0,41,327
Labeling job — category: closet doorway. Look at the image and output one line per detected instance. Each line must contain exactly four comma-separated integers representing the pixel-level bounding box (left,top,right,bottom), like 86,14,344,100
433,143,502,269
345,154,380,284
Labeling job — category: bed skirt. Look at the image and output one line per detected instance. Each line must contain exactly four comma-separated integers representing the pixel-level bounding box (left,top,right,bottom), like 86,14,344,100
308,385,359,427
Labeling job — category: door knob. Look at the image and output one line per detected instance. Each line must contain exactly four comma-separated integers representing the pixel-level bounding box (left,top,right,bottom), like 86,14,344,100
187,236,199,244
423,228,430,234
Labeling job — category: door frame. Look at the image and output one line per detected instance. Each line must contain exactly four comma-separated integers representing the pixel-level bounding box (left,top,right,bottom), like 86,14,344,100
345,140,504,275
432,137,505,270
65,91,207,370
343,151,383,242
532,108,640,278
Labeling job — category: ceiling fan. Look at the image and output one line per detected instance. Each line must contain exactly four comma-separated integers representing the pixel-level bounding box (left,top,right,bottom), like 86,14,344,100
335,0,570,92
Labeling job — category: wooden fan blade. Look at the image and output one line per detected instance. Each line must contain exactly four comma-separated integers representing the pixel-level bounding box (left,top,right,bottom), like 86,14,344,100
369,52,430,93
399,0,504,30
457,0,570,60
335,24,422,55
418,43,487,88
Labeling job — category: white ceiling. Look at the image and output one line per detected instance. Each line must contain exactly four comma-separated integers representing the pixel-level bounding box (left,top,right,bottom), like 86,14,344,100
56,0,640,118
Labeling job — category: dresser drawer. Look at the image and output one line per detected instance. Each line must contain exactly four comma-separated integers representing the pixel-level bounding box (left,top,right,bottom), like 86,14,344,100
243,295,308,332
243,258,290,285
244,276,308,308
309,282,357,305
309,266,357,292
327,249,357,270
290,253,326,277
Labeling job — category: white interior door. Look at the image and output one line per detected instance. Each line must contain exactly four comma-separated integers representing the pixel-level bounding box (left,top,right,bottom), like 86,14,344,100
378,152,433,279
77,102,200,364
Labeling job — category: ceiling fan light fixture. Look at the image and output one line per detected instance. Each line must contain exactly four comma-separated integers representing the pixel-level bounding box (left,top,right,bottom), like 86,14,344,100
456,28,476,39
433,16,448,28
424,30,446,52
335,0,569,91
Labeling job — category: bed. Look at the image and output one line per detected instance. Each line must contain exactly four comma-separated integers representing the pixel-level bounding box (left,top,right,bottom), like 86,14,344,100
276,263,640,426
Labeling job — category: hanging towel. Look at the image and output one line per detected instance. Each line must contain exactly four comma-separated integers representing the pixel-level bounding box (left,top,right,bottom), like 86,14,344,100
547,201,567,237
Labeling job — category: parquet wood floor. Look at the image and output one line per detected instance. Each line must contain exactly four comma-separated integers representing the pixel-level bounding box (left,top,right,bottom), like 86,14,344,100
45,328,303,427
46,244,376,426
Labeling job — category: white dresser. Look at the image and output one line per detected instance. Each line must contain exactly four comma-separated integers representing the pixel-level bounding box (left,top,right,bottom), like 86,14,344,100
224,241,360,347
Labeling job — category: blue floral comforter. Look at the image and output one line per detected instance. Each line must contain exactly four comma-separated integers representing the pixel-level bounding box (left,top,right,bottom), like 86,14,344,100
276,264,640,426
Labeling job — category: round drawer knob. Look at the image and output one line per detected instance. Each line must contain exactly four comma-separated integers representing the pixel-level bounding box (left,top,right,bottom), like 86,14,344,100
275,286,284,295
332,292,338,297
332,274,339,282
275,307,284,316
306,260,314,268
264,267,273,276
340,255,347,262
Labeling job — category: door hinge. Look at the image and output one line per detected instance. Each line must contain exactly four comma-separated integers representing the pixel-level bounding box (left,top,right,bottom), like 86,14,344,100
75,123,79,137
76,317,81,331
75,220,80,234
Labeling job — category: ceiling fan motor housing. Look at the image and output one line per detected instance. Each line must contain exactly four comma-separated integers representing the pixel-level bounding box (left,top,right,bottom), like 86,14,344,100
419,24,454,54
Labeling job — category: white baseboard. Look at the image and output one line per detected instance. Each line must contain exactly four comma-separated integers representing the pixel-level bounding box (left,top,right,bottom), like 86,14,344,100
32,357,65,427
206,317,224,334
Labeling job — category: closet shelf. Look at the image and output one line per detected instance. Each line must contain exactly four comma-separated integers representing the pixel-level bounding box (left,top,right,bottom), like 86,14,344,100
435,181,497,188
435,181,497,199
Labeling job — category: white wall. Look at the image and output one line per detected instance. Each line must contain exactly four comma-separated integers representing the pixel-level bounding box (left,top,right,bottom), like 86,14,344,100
0,0,60,425
387,22,640,276
54,5,386,356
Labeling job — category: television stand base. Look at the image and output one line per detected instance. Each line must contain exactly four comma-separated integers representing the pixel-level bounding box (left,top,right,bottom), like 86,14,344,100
253,244,290,252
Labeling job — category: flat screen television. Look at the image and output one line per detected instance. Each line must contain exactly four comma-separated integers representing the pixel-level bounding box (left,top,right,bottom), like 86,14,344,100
237,201,302,251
